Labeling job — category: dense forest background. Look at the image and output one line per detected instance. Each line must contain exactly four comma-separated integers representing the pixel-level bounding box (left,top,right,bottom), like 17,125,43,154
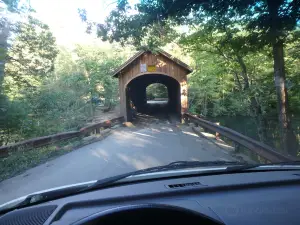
1,0,299,157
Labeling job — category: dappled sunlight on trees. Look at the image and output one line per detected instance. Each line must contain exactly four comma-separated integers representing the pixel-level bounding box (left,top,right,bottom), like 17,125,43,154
1,0,300,158
89,0,300,156
0,6,127,145
1,44,125,144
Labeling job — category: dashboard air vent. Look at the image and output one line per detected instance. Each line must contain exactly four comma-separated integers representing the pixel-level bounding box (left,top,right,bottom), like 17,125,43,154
167,182,202,189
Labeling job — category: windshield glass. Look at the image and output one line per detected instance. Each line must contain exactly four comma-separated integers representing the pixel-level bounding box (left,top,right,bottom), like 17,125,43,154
0,0,299,206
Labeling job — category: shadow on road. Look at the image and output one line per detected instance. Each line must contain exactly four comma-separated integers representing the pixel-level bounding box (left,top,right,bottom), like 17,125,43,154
134,101,181,125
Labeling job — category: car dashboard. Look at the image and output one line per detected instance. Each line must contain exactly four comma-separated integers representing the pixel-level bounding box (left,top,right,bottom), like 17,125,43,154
1,170,300,225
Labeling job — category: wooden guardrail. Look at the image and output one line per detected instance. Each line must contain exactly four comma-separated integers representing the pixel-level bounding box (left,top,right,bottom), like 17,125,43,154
0,116,124,158
184,113,296,163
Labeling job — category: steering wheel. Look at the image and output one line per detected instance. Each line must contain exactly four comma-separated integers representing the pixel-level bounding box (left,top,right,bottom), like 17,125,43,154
72,204,224,225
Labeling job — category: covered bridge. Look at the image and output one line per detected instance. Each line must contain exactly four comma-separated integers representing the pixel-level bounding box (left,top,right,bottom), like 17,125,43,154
113,50,192,121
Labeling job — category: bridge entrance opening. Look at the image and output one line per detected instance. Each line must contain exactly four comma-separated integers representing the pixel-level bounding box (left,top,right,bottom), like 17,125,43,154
126,74,181,121
113,50,191,121
146,83,168,101
146,83,168,116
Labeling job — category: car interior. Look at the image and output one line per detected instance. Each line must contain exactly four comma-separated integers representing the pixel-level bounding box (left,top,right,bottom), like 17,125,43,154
1,169,300,225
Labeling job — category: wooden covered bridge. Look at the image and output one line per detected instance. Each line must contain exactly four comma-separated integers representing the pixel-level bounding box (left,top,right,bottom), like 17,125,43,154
112,50,192,121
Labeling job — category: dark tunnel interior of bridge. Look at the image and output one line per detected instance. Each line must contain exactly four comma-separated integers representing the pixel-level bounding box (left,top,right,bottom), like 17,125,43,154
126,74,181,121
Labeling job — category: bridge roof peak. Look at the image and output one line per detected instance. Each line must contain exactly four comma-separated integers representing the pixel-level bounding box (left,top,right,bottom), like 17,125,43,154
112,49,192,77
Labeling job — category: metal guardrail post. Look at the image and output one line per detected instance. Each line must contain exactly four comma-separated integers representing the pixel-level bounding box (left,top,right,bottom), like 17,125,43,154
215,122,220,140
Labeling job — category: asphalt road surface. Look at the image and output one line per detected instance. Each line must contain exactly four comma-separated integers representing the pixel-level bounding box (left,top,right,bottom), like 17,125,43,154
0,119,235,205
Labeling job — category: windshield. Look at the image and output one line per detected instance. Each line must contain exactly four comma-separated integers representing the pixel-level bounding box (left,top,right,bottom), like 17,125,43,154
0,0,299,206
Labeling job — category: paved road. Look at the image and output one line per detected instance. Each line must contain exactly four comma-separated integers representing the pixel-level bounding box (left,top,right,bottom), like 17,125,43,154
147,100,168,104
0,120,235,205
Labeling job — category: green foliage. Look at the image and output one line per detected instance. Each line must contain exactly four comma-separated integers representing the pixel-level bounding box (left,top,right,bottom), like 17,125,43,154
146,83,168,100
5,16,58,89
0,98,30,144
95,0,299,154
0,138,81,182
286,30,300,113
1,42,124,145
89,0,299,52
74,45,122,105
1,5,126,146
187,50,249,117
2,0,20,12
79,4,178,48
1,0,300,157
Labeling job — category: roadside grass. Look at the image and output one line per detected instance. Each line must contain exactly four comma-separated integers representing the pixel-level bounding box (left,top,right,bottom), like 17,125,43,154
0,130,112,182
0,138,83,182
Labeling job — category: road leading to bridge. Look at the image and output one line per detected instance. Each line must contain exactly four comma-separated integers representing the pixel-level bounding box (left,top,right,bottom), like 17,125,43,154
0,117,236,205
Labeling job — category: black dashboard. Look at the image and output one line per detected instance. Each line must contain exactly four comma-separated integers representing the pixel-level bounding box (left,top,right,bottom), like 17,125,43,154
1,170,300,225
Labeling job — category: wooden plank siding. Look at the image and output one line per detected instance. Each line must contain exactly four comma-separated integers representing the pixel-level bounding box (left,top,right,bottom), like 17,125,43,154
117,51,191,121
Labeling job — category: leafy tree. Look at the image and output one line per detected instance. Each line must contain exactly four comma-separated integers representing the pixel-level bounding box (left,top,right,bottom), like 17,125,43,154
79,4,178,49
74,45,122,107
146,83,168,100
1,15,58,144
1,43,125,145
180,16,272,143
5,16,58,89
92,0,300,155
0,0,24,91
0,17,9,89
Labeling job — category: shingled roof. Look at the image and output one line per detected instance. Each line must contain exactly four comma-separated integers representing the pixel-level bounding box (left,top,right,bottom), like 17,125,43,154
112,49,192,77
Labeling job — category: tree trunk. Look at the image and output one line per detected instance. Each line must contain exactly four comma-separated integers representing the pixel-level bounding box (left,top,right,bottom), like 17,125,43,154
0,24,8,95
236,55,268,144
236,55,249,90
84,68,95,118
233,71,242,91
265,0,299,156
273,41,299,156
0,19,9,93
223,21,269,144
251,97,268,144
